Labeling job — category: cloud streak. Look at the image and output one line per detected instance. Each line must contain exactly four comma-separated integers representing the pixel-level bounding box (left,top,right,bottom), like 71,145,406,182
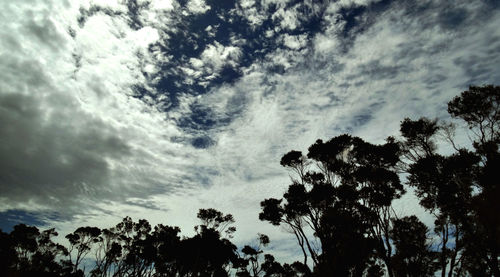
1,0,500,263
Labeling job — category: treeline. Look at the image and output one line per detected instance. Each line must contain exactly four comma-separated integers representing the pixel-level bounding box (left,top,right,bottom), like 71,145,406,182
1,85,499,277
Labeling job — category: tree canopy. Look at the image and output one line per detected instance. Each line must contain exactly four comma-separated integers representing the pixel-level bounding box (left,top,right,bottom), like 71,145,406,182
1,85,499,276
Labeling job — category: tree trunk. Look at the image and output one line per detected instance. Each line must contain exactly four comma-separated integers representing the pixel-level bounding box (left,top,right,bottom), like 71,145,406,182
441,226,449,277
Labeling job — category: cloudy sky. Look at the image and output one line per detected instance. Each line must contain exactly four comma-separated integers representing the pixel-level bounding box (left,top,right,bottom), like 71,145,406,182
1,0,500,263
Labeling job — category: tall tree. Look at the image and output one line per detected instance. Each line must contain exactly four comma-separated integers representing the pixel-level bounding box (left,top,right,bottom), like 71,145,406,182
260,134,404,276
174,208,239,277
390,216,437,277
401,85,500,276
448,85,500,276
66,226,101,274
1,224,72,277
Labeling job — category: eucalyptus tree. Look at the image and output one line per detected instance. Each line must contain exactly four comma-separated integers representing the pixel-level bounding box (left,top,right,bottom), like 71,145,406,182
0,224,72,276
390,216,437,277
260,134,404,276
400,85,500,276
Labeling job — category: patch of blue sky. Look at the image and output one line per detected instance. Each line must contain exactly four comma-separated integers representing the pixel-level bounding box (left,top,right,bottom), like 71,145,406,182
0,210,60,232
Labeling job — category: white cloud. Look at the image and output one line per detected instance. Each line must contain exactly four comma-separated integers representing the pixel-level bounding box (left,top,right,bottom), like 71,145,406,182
82,0,128,11
149,0,175,11
271,5,300,31
0,0,196,215
327,0,382,14
201,42,242,69
157,0,500,255
236,0,267,28
204,25,217,37
2,0,500,267
180,41,243,86
282,33,308,50
186,0,211,15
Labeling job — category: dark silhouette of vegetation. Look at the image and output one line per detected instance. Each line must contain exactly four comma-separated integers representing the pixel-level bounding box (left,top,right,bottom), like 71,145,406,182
259,84,499,276
0,85,498,276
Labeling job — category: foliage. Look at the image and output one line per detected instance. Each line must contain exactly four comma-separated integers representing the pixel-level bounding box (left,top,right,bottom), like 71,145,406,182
400,85,500,277
1,85,499,276
260,134,404,276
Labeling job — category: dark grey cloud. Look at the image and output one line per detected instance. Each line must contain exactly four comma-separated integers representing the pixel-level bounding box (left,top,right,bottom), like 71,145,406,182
1,0,500,264
0,76,131,212
0,0,194,215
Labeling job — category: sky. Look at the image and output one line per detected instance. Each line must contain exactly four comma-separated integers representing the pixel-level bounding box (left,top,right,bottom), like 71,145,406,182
1,0,500,264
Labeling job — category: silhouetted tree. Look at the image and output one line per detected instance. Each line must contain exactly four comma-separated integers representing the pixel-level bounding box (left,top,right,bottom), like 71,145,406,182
150,224,181,276
0,224,72,277
390,216,437,277
401,85,500,276
1,85,498,277
260,134,404,276
0,229,17,276
66,226,101,273
236,233,280,277
196,208,237,238
91,227,122,276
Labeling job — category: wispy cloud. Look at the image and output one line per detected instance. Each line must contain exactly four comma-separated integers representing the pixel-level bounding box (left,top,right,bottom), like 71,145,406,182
1,0,500,263
0,0,195,214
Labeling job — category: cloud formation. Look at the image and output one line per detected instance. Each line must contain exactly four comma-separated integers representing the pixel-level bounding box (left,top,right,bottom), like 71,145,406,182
0,0,194,214
1,0,500,262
